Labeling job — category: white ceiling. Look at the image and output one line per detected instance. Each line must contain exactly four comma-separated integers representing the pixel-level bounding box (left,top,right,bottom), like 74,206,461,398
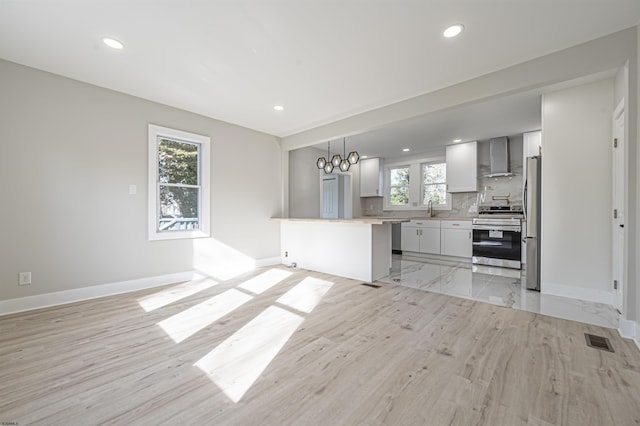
0,1,638,138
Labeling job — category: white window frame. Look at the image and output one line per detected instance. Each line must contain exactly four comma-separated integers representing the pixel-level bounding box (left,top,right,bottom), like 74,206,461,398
421,161,451,210
148,124,210,240
383,156,451,211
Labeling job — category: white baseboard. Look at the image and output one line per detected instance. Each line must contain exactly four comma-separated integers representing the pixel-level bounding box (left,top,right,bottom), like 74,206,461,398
542,282,614,305
619,317,640,350
255,256,281,267
0,271,200,317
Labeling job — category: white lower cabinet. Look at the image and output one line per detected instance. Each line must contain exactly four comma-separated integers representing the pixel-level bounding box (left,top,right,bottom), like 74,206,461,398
401,220,441,254
440,220,472,258
400,226,421,252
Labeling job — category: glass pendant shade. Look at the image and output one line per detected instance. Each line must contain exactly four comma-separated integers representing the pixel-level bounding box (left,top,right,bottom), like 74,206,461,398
316,157,327,169
339,158,350,172
324,162,334,174
348,151,360,165
331,154,342,167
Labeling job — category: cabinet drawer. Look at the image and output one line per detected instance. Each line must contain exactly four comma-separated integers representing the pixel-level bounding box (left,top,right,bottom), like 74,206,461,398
440,220,471,230
406,219,440,228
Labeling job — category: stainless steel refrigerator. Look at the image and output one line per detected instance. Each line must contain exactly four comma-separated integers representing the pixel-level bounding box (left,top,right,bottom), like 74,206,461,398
524,156,541,291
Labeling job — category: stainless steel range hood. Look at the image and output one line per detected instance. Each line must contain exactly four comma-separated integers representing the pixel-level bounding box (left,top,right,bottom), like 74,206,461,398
485,136,514,177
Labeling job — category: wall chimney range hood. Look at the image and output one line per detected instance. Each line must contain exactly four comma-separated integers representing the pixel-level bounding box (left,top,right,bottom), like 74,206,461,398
485,136,514,177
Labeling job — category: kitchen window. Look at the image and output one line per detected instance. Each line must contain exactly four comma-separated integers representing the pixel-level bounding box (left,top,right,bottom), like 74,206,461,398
384,157,451,210
422,162,449,207
148,124,210,240
388,166,410,206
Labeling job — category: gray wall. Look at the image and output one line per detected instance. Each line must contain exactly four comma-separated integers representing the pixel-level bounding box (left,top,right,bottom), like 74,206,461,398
289,147,323,218
0,59,282,300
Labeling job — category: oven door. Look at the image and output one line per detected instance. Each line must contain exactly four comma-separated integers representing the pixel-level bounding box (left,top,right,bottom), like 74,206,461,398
472,225,521,268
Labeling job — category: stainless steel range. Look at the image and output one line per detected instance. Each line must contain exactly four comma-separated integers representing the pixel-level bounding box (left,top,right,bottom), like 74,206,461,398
472,205,523,269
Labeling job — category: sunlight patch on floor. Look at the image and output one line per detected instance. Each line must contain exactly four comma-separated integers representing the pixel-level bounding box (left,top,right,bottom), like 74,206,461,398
137,278,218,312
238,269,292,295
158,289,253,343
194,306,304,403
276,276,333,313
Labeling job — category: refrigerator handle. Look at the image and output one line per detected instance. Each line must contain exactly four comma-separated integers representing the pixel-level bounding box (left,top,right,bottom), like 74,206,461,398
522,179,528,222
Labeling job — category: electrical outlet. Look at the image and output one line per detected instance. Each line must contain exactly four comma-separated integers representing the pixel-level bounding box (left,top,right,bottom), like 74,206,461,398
19,272,31,285
285,251,288,257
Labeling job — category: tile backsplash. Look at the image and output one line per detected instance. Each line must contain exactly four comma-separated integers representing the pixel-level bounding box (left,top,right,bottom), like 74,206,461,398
361,135,524,218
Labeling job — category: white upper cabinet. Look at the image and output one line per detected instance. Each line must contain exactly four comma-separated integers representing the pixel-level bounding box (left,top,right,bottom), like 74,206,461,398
360,157,383,197
523,130,542,158
445,141,477,193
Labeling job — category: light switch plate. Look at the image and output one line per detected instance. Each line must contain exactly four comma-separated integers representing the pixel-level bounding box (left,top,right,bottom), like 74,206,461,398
128,184,137,195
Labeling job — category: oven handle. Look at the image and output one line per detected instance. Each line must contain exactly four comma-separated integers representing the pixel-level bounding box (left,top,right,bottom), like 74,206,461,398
472,225,521,232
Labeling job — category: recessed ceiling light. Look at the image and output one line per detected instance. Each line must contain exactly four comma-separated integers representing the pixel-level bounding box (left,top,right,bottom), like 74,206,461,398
402,148,410,152
273,105,284,111
443,24,464,38
453,139,462,143
103,37,124,49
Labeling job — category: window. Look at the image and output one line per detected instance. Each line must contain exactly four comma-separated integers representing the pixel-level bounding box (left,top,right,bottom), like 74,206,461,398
148,124,210,240
422,162,447,206
389,166,410,206
384,157,451,210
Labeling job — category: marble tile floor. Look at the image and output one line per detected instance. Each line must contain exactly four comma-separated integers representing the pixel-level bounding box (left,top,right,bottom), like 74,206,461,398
379,256,619,329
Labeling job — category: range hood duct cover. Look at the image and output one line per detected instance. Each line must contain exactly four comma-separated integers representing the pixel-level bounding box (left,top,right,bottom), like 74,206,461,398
486,136,514,177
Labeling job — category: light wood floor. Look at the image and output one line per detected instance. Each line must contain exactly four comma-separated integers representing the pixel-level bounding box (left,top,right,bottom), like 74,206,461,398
1,266,639,425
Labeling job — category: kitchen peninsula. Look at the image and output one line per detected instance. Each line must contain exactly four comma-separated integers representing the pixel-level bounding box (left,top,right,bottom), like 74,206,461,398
274,217,409,282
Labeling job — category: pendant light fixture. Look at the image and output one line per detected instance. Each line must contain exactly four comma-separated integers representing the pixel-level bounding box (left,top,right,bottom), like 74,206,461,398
316,142,328,170
347,137,360,165
316,138,359,173
339,138,351,172
331,149,342,168
320,141,334,174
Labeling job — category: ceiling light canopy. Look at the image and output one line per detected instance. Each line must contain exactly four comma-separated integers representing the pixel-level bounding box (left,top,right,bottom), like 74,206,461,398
443,24,464,38
103,37,124,49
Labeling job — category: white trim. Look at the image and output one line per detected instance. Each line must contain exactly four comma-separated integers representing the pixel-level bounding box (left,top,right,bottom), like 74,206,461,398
0,271,200,317
618,318,640,350
618,317,636,338
148,124,211,241
256,257,282,267
542,281,613,305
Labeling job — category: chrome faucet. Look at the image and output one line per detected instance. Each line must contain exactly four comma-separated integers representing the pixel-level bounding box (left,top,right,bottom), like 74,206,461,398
427,200,433,217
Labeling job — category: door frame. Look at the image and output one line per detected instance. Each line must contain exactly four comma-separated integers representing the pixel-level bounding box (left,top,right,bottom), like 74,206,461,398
612,98,625,313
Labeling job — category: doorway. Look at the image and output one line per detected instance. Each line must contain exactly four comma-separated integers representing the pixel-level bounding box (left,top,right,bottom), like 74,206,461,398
321,173,352,219
612,99,625,313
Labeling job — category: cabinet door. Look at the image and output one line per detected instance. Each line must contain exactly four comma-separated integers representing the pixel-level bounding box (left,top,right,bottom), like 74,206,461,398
523,131,541,158
441,228,472,257
446,141,477,192
419,227,441,254
360,158,382,196
401,227,420,252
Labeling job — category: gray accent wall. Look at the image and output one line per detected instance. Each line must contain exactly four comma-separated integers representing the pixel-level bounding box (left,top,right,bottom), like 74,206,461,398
0,59,282,301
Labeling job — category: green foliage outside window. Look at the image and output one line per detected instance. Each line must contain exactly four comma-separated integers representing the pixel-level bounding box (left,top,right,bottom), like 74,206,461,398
390,167,410,205
423,163,446,205
158,138,200,220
